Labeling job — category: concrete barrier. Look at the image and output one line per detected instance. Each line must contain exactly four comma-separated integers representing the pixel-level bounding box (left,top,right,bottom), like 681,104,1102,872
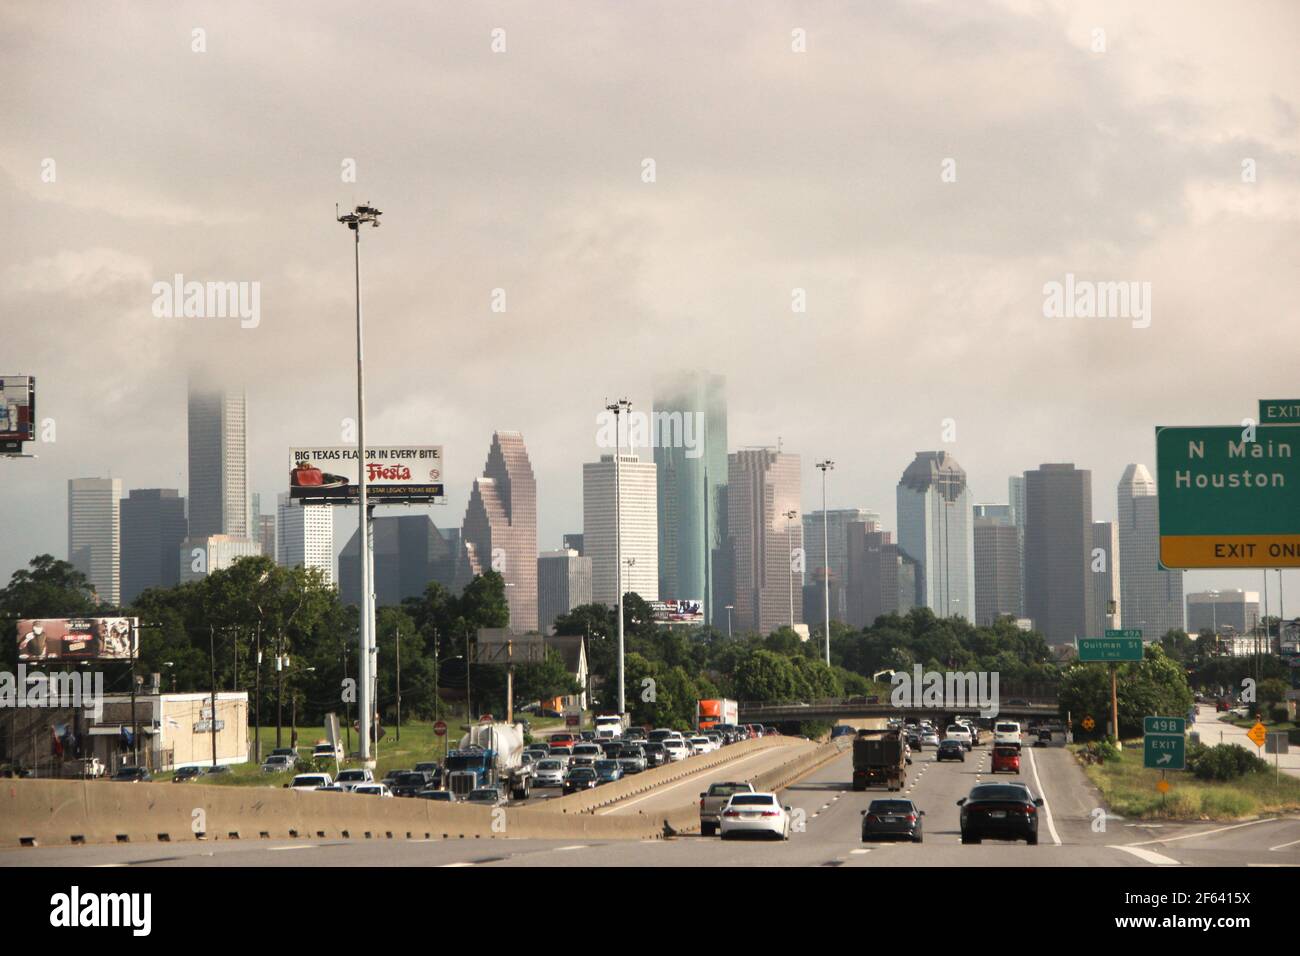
0,778,672,849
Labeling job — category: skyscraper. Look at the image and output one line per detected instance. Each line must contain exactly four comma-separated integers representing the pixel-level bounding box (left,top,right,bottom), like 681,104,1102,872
803,509,880,622
68,478,122,604
584,453,658,608
1186,590,1260,637
896,452,975,621
187,381,249,538
1023,463,1095,644
276,493,335,586
727,448,802,634
178,534,261,583
1091,520,1121,637
537,548,593,634
342,515,458,608
973,508,1021,627
653,372,728,625
120,488,187,603
845,525,918,628
455,431,538,632
1117,463,1185,640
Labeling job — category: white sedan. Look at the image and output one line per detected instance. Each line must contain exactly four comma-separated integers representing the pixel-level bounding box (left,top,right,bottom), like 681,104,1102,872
662,739,690,761
688,736,714,755
353,783,393,798
719,792,791,840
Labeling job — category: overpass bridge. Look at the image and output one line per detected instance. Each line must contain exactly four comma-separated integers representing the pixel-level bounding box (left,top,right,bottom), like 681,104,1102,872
737,697,1059,725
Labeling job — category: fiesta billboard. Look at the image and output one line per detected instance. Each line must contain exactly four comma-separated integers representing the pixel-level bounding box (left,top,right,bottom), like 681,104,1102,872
289,446,444,503
16,617,138,661
0,375,36,452
650,599,705,625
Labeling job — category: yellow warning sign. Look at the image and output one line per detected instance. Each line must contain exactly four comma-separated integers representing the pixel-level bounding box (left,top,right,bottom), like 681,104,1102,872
1247,721,1268,748
1156,779,1170,794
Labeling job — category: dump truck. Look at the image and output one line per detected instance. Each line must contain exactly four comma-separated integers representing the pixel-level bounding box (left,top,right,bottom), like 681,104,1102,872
851,728,906,792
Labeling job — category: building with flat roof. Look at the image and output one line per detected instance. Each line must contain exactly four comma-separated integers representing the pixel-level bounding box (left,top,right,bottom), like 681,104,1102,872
584,453,658,608
120,487,186,603
897,452,974,622
727,448,802,634
68,477,122,604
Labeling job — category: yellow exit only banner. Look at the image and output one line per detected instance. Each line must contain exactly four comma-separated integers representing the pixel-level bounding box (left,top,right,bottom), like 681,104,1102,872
1159,534,1300,568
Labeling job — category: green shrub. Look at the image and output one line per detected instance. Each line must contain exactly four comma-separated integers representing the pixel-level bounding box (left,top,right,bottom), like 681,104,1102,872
1197,789,1255,818
1191,743,1266,782
1095,739,1121,763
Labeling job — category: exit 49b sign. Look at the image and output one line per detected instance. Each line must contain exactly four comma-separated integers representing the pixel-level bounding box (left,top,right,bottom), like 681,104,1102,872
1155,424,1300,568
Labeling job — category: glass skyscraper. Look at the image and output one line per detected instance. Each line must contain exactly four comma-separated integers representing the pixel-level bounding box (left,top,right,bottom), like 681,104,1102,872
896,452,975,622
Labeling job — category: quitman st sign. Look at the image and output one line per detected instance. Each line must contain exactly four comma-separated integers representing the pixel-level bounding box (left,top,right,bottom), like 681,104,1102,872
1155,424,1300,569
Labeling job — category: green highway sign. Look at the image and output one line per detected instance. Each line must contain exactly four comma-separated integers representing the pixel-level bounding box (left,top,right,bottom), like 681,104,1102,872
1144,716,1186,735
1078,636,1144,662
1259,399,1300,424
1155,424,1300,569
1143,731,1186,771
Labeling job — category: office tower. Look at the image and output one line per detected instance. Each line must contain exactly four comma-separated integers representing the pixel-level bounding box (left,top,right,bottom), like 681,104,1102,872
178,534,261,583
1117,463,1185,640
1008,476,1027,616
845,525,918,628
727,448,802,634
654,372,728,625
803,509,880,622
538,549,593,634
562,533,585,556
276,493,335,586
68,478,122,604
187,381,249,538
896,452,975,621
1023,463,1095,644
1091,521,1121,637
455,431,538,632
120,488,187,603
258,513,276,561
1186,590,1260,637
342,515,458,608
973,510,1021,627
584,453,658,607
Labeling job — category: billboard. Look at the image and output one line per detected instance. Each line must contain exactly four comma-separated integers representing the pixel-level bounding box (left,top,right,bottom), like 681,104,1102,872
0,375,36,452
650,599,704,625
16,618,138,661
289,446,444,503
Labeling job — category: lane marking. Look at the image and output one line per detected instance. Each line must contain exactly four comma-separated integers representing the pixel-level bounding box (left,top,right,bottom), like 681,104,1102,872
1025,746,1061,846
850,848,870,854
1269,838,1300,852
440,862,476,867
1126,817,1281,847
555,845,587,851
89,863,127,868
597,747,795,814
1109,845,1181,866
268,845,317,851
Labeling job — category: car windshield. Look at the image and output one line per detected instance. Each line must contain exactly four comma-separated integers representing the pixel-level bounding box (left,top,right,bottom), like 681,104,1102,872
970,785,1031,802
995,748,1019,757
338,771,366,781
395,774,426,784
729,795,776,807
996,724,1018,732
468,790,498,801
708,784,749,796
595,761,618,771
868,801,914,813
538,760,562,770
294,776,325,785
569,769,595,779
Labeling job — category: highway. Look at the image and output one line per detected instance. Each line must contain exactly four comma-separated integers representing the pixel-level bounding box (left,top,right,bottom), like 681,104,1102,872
6,736,1297,867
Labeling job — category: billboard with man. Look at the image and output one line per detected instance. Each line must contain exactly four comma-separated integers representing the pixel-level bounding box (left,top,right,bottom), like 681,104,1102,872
289,446,444,503
16,618,138,661
0,375,36,452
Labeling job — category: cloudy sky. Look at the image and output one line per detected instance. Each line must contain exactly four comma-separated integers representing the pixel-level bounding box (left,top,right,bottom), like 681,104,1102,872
3,0,1297,606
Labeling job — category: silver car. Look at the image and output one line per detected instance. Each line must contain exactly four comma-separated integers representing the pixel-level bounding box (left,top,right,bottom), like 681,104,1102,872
534,758,566,787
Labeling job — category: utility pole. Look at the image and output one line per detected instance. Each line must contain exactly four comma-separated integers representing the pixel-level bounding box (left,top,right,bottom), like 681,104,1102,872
607,398,631,716
816,460,834,665
784,509,798,628
1110,664,1119,747
209,625,218,769
253,622,261,764
337,201,383,769
395,627,402,742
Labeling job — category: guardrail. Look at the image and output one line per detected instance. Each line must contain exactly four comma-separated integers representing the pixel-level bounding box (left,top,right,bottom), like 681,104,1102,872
738,699,1059,720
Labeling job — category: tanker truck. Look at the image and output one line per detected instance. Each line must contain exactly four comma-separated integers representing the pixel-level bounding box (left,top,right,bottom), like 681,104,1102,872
448,721,533,799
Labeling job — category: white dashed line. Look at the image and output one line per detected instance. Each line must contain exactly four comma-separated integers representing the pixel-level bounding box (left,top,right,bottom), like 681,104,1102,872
1127,818,1280,847
1269,838,1300,852
1109,845,1181,866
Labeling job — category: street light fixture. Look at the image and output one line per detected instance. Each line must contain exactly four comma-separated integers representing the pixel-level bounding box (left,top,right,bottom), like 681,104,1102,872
815,459,834,665
337,201,382,768
725,604,734,639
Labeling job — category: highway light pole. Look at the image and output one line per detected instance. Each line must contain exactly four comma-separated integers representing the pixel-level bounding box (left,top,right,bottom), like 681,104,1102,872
607,398,631,716
337,202,382,767
816,460,834,665
784,509,798,629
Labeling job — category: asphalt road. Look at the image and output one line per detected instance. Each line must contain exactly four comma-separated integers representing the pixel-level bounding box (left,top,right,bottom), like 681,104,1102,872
5,737,1297,867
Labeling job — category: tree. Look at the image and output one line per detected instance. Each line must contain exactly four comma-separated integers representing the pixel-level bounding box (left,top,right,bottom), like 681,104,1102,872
1,555,99,671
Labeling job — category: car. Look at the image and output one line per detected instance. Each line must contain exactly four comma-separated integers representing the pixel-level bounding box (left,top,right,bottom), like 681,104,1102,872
1035,728,1053,746
288,773,332,791
705,732,724,749
414,761,443,777
762,726,781,737
466,787,507,807
861,798,924,843
594,759,623,784
905,729,923,749
641,742,668,767
921,731,941,748
269,747,298,763
646,728,675,744
534,758,566,787
315,784,345,792
204,765,231,776
958,783,1042,845
563,767,599,794
991,746,1021,774
624,727,647,741
744,724,764,739
336,768,376,791
548,744,574,758
572,742,603,761
312,742,343,763
548,733,577,750
417,789,455,802
944,725,973,751
391,771,436,797
353,783,394,797
617,744,647,774
662,738,690,762
261,754,296,774
687,736,713,755
993,721,1023,748
172,765,205,783
719,792,791,840
936,739,966,762
110,767,152,782
579,731,596,741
